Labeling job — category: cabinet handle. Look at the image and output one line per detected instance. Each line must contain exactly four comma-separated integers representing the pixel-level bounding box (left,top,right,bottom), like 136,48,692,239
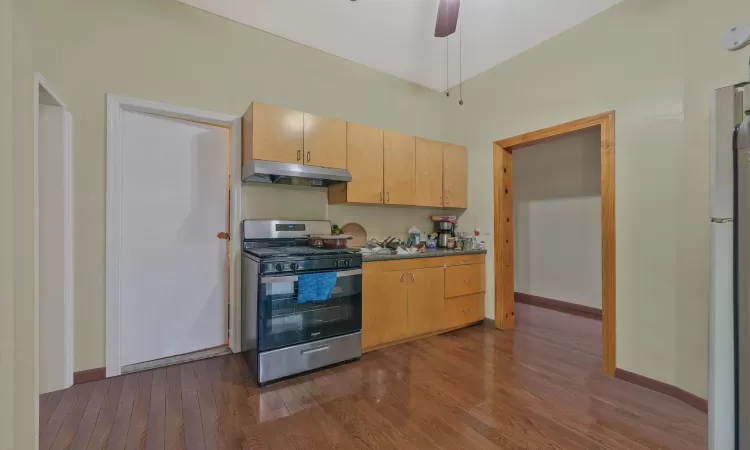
410,272,415,283
445,196,449,206
297,149,301,162
400,273,404,283
387,192,390,203
380,192,383,202
463,279,470,285
307,151,311,163
440,196,444,206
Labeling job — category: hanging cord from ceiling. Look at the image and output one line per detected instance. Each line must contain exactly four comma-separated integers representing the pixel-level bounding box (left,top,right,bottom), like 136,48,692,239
459,16,463,106
446,35,450,97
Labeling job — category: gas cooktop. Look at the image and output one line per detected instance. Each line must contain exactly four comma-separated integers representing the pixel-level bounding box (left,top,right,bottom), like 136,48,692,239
245,246,360,258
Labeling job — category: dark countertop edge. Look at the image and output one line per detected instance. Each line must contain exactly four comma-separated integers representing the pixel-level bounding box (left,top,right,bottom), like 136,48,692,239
362,249,487,262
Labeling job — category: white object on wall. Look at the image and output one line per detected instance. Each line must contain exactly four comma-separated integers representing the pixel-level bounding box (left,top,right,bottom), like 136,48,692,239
723,24,750,51
106,95,242,377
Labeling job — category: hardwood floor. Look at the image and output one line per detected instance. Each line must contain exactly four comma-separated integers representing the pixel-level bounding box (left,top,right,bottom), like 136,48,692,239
39,304,707,449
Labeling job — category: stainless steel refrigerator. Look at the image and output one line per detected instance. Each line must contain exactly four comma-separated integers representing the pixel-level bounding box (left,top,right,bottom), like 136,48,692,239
710,82,750,450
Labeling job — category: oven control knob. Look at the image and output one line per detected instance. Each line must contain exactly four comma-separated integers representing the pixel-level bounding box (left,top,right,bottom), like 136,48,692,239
344,259,351,267
275,263,283,272
289,263,298,271
333,260,339,268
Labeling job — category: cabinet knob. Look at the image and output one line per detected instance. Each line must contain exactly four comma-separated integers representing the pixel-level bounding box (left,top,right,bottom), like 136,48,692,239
307,151,311,163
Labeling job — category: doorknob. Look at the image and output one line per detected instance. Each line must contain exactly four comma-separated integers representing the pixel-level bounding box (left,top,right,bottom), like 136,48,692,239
217,232,230,240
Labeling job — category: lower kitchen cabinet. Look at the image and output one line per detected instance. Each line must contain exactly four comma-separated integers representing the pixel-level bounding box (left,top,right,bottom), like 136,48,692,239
362,255,486,351
362,269,409,349
406,267,445,337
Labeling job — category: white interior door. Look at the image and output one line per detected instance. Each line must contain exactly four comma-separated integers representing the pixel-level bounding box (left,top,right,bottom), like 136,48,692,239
120,110,229,367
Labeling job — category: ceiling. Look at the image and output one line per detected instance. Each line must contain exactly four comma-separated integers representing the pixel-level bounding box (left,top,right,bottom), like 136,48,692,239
176,0,623,91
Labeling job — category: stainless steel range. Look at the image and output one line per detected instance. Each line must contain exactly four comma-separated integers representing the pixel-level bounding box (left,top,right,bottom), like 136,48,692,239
241,220,362,385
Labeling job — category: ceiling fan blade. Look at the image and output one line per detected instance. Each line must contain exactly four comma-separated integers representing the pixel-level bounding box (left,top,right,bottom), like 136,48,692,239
434,0,460,38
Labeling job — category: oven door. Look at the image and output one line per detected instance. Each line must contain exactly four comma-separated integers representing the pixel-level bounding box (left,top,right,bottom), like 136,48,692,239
257,269,362,352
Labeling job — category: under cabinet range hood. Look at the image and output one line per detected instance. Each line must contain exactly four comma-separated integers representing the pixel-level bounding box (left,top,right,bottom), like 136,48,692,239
242,160,352,187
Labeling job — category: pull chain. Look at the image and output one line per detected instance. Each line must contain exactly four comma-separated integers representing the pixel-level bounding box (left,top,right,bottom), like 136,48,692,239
459,17,463,106
446,35,450,97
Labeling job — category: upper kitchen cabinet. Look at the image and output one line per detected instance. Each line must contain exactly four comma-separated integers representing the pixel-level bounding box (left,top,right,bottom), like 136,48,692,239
383,130,416,205
303,113,347,169
329,122,384,204
443,143,468,208
415,138,444,207
242,103,303,165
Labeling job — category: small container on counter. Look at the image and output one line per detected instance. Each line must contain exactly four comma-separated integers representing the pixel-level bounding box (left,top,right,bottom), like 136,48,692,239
447,237,456,250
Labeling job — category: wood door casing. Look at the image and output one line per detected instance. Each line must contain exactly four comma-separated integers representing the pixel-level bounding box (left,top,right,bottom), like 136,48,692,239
415,138,444,207
246,103,304,164
345,122,384,204
362,269,408,349
303,113,346,169
443,144,468,208
383,130,416,205
406,267,445,337
492,110,616,376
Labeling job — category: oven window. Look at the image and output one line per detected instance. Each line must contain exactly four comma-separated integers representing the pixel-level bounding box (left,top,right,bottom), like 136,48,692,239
258,269,362,351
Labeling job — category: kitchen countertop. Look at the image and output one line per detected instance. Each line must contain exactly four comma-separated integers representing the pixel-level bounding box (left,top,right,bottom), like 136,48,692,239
361,248,487,262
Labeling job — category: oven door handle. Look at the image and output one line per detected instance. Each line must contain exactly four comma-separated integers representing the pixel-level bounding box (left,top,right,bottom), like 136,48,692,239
260,269,362,284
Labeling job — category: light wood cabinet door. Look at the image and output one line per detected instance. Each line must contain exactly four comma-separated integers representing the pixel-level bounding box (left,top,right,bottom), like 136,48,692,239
406,267,445,337
362,269,408,349
247,103,304,164
303,113,346,169
383,130,416,205
346,122,384,204
415,138,444,207
443,143,468,208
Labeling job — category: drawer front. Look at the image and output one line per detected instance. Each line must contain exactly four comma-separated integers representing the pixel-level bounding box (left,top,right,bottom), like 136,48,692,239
444,254,485,266
445,263,485,298
443,293,485,329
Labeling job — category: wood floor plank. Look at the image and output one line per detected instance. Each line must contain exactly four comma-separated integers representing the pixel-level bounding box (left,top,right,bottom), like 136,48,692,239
124,371,153,450
145,368,167,450
86,376,125,450
180,364,205,450
40,389,67,434
69,379,111,450
163,366,184,450
40,304,707,449
40,387,78,449
107,373,140,450
192,360,219,450
50,381,96,449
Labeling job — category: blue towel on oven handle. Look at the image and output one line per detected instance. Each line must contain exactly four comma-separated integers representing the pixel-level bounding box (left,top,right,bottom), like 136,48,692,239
297,272,338,304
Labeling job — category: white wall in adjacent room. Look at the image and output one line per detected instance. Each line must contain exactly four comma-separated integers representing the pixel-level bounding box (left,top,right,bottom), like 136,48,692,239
513,128,602,309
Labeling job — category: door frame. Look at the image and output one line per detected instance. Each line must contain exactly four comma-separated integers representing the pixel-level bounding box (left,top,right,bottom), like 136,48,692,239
105,95,242,377
34,73,74,392
492,111,616,375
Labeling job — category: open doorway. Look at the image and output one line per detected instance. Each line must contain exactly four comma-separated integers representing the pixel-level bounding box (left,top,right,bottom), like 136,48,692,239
513,128,602,317
34,74,73,394
492,111,616,375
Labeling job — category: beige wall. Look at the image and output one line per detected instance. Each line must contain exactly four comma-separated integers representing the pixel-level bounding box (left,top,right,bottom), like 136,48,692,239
456,0,750,396
0,0,15,447
11,0,40,447
513,129,601,309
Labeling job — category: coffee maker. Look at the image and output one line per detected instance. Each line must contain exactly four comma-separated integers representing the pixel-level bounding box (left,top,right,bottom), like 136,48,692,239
433,218,456,248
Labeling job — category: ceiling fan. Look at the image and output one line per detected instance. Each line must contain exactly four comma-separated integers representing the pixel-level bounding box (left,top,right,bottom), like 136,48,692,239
434,0,460,37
